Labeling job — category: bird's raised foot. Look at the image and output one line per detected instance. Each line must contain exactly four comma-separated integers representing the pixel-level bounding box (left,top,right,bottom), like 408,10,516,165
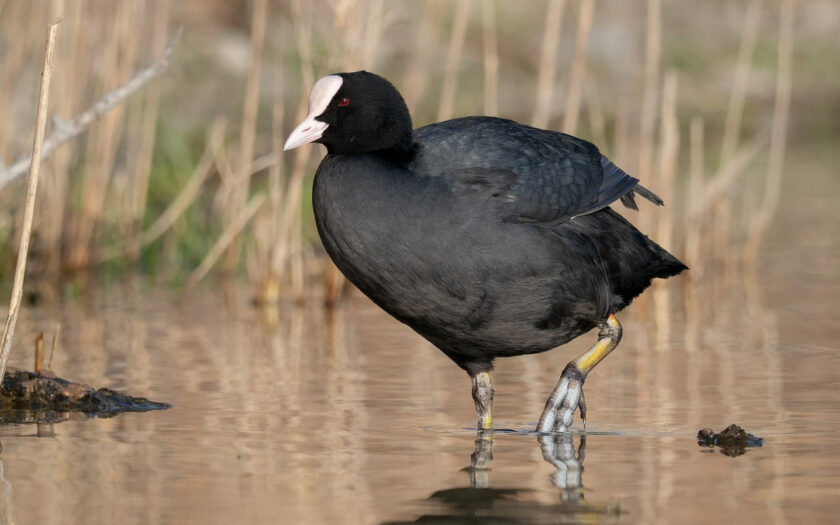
536,362,586,433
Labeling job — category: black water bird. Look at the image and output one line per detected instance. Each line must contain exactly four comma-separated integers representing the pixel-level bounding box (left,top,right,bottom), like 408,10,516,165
284,71,686,432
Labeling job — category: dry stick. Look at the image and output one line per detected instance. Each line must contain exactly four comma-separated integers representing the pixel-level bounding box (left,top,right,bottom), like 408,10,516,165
637,0,661,183
652,71,678,352
743,0,794,268
360,0,384,70
96,119,226,263
683,117,704,351
585,84,608,150
401,0,441,113
481,0,499,117
286,0,315,301
223,0,268,274
562,0,596,134
685,117,705,279
68,4,133,269
34,332,45,373
127,0,170,261
531,0,566,128
48,322,60,370
437,0,470,122
183,194,266,294
721,0,763,164
0,20,60,383
0,28,181,192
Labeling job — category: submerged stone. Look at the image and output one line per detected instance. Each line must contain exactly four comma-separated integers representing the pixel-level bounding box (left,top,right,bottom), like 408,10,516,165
0,367,170,424
697,424,764,457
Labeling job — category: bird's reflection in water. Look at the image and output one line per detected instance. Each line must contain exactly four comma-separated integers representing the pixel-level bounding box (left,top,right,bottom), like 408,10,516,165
383,432,620,524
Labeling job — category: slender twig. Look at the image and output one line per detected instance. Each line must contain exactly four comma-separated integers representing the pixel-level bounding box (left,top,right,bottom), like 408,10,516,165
0,20,60,382
0,28,182,192
48,322,60,370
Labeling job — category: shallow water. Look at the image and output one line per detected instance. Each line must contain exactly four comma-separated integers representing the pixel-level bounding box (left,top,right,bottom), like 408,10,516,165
2,172,839,524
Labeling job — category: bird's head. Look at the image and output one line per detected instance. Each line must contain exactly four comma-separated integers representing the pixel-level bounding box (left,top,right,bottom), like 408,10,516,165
283,71,414,156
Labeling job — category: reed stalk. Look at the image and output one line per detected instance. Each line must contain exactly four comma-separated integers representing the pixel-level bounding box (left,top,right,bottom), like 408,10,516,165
562,0,595,134
437,0,470,122
0,19,59,382
127,0,170,262
637,0,661,184
223,0,268,275
720,0,763,164
531,0,566,128
743,0,794,268
481,0,499,117
401,0,442,114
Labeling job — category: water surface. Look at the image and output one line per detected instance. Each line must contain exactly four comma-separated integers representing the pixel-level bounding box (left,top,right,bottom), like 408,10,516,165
1,168,838,524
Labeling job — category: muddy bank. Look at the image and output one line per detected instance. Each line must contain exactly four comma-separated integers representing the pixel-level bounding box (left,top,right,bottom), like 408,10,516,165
0,367,170,424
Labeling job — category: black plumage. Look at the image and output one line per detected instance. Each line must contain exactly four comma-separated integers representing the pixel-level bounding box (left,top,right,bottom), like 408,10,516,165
288,71,686,427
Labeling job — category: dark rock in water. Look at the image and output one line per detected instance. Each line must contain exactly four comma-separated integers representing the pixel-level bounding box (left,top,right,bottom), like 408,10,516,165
697,424,764,457
0,367,170,424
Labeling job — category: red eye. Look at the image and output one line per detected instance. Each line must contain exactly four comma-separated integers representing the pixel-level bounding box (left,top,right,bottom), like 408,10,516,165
338,97,350,107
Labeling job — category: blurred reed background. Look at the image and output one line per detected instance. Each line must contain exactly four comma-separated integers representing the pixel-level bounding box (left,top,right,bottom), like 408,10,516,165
0,0,836,309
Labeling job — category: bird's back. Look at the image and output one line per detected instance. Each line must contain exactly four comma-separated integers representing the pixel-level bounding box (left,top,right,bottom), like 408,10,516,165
312,117,686,370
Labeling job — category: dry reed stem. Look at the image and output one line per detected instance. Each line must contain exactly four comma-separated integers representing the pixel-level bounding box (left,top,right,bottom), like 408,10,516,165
481,0,499,117
0,29,182,191
41,0,84,278
531,0,566,128
652,71,678,352
223,0,268,274
0,19,59,382
683,116,704,352
437,0,470,122
360,0,384,70
637,0,661,184
743,0,794,267
247,73,286,303
184,194,266,294
401,0,442,113
48,322,60,370
70,2,141,268
34,332,45,373
685,117,704,278
721,0,763,163
96,119,226,263
127,0,170,261
585,84,608,149
655,71,679,249
562,0,596,134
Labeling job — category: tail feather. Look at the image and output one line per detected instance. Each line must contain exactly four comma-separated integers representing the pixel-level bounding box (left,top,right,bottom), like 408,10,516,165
599,155,666,211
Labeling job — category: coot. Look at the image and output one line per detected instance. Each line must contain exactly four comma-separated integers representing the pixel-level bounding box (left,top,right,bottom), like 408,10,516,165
284,71,686,432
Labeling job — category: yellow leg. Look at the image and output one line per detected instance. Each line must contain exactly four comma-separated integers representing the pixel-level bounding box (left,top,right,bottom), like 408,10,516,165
573,314,622,376
471,371,494,430
537,314,623,433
